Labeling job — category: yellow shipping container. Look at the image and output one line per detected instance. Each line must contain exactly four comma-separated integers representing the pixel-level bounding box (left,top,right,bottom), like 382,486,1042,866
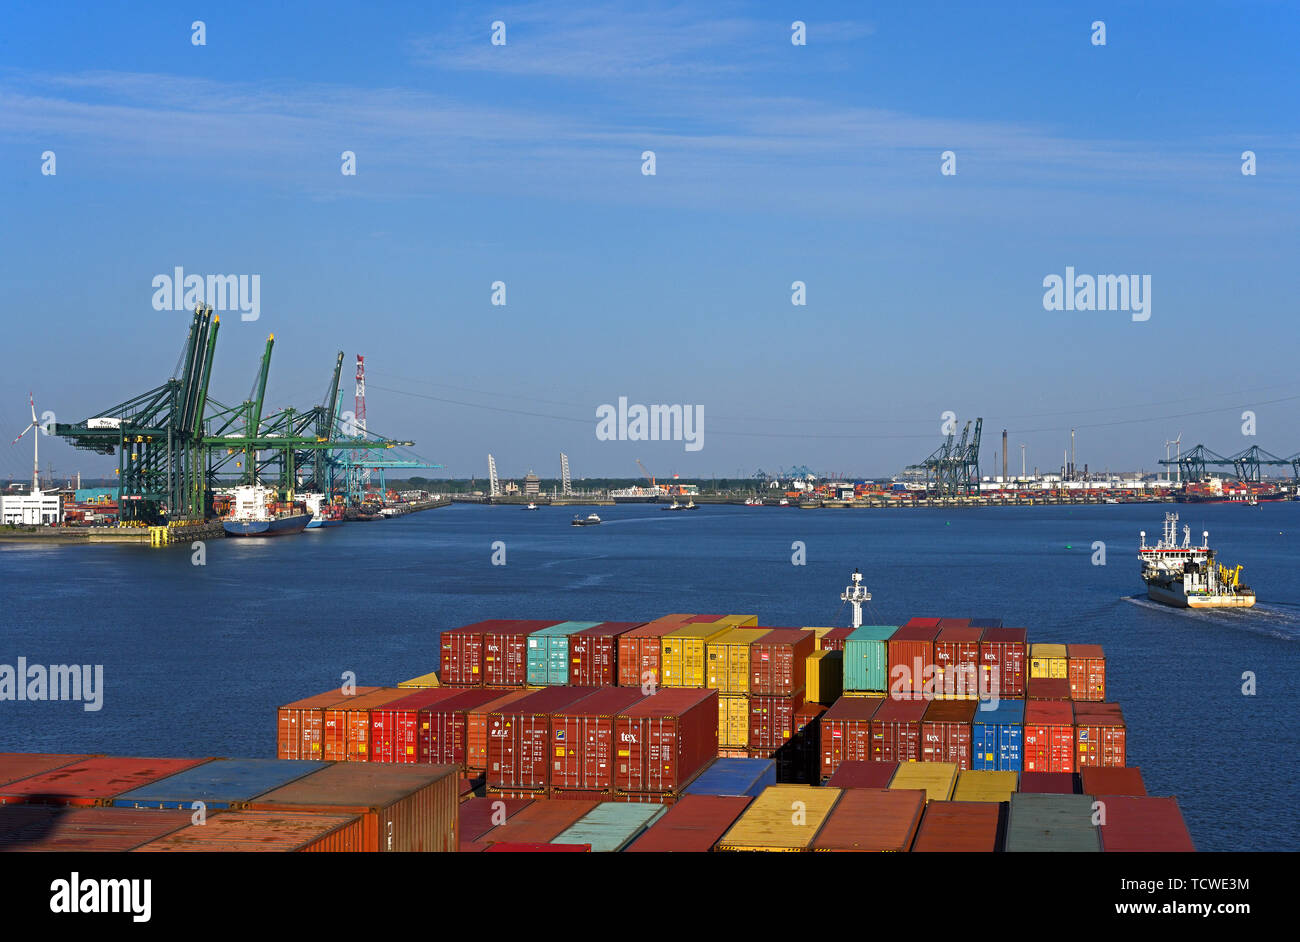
711,614,759,628
800,627,836,650
1030,643,1069,679
661,623,732,687
397,670,441,688
953,770,1018,803
719,694,751,748
805,650,843,705
716,785,842,852
889,762,958,802
707,628,771,694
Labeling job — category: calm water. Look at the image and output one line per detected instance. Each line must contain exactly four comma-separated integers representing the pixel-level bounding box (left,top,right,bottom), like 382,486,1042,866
4,502,1299,851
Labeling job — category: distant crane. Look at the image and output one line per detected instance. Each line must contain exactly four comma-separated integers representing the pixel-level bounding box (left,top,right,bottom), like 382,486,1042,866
487,454,500,497
907,417,982,496
636,458,655,488
560,453,572,495
10,393,44,491
1164,434,1182,484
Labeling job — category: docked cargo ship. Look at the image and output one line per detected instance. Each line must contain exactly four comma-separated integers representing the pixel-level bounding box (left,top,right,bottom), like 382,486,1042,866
301,493,344,529
1139,513,1255,608
1175,476,1287,504
221,485,311,537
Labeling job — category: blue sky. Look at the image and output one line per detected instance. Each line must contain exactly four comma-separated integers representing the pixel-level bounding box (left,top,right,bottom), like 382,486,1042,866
2,1,1297,483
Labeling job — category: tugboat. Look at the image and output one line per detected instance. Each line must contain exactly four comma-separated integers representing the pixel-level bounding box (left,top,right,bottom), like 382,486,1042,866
683,499,698,510
222,484,311,537
1138,512,1255,608
661,500,682,511
524,502,538,510
571,513,601,526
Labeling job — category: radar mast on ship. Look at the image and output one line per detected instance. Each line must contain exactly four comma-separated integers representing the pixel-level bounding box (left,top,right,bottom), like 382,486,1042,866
841,569,872,628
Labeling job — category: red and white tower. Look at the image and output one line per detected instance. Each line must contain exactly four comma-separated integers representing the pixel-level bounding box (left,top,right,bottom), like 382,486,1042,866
354,355,370,491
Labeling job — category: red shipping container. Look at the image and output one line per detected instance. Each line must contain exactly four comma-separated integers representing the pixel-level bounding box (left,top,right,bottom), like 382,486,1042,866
921,699,976,769
321,688,410,762
483,620,561,688
460,797,533,845
979,627,1027,698
1098,796,1196,852
439,624,484,686
0,757,211,807
748,692,806,754
904,617,941,628
487,687,599,791
888,625,940,698
870,698,928,763
277,688,378,760
1068,644,1107,701
749,629,814,696
550,688,648,792
827,760,898,789
370,689,465,765
484,841,591,852
1018,771,1078,794
419,689,514,767
617,616,694,687
614,688,719,793
819,698,881,780
912,800,1003,852
1080,766,1146,797
1027,677,1072,701
811,787,926,852
568,621,643,687
464,690,532,772
474,798,598,844
933,626,983,699
1024,701,1076,773
1073,702,1127,768
0,754,93,788
625,794,752,852
819,627,854,652
0,806,193,852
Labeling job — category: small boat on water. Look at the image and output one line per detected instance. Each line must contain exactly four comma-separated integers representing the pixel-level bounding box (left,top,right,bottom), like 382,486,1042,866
571,513,601,526
661,500,682,511
525,502,538,510
744,497,762,506
683,500,697,510
1139,512,1256,608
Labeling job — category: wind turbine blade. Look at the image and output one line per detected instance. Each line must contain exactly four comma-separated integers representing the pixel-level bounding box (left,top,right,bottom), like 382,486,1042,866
29,393,37,424
12,423,34,444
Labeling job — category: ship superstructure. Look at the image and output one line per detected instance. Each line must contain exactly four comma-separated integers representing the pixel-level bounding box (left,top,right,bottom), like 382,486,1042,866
1138,513,1255,608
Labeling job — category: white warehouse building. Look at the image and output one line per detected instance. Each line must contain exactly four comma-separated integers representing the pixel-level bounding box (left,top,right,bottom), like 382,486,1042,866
0,489,64,525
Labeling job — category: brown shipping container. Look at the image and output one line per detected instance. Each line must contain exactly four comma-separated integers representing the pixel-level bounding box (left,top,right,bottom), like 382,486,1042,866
1074,702,1127,768
911,800,1003,852
0,754,95,789
320,688,403,762
888,624,940,698
819,627,854,652
819,697,881,779
464,690,532,772
1081,766,1146,797
0,806,193,852
625,794,752,852
245,762,460,852
748,692,806,755
1067,644,1107,701
921,699,976,769
870,698,928,763
0,756,211,807
474,798,598,845
1098,796,1196,852
1018,771,1078,794
135,811,366,852
484,620,560,688
979,627,1028,698
550,688,649,792
614,688,719,793
370,688,465,765
1027,677,1072,701
277,688,378,760
933,625,983,699
487,687,600,791
617,616,694,687
419,688,515,767
439,623,487,686
827,760,898,789
749,629,814,697
811,787,926,852
569,621,643,687
459,796,533,844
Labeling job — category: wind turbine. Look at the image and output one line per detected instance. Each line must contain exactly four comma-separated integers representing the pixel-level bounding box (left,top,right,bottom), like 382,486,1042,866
11,393,43,492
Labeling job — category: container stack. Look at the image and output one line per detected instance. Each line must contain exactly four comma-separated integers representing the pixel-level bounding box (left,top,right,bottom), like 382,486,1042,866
706,626,770,754
746,628,815,762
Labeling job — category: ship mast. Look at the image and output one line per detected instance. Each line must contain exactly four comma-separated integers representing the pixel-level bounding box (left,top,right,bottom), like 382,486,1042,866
841,568,871,629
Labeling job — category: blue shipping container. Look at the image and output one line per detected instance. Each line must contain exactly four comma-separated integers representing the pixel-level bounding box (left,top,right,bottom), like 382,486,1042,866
683,757,777,798
111,759,327,810
526,621,598,685
970,618,1004,629
971,699,1025,771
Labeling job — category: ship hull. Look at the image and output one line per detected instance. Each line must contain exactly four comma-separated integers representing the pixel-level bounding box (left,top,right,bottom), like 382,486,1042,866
223,513,311,537
1146,584,1256,609
1174,492,1287,504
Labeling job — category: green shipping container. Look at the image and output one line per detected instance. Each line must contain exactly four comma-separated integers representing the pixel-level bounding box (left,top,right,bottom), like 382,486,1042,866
552,801,666,852
843,626,898,692
526,622,599,685
1005,793,1101,852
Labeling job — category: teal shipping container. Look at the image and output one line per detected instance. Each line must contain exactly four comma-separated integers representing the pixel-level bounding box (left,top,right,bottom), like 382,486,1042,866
1004,793,1101,852
971,698,1025,771
526,621,599,685
843,626,898,692
551,801,667,852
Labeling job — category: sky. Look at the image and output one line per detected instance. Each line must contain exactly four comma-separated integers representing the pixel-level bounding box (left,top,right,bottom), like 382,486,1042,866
1,1,1298,484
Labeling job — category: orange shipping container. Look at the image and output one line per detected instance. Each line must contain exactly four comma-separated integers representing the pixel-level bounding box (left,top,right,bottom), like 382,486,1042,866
617,616,694,687
1067,644,1107,701
277,688,379,760
321,688,412,762
135,811,366,852
749,629,814,697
